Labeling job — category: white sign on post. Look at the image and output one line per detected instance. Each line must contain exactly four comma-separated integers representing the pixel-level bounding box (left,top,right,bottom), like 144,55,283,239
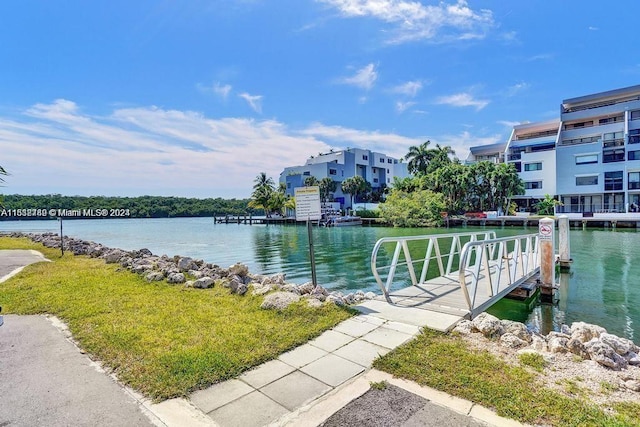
294,186,322,221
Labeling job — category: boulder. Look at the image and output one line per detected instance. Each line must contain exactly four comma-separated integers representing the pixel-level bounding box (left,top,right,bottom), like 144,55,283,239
600,333,636,356
193,277,215,289
452,320,473,335
626,352,640,365
177,257,196,272
548,335,569,353
280,284,301,295
261,292,301,310
502,320,532,343
530,334,548,352
145,271,165,282
228,263,250,278
566,338,590,359
585,340,628,370
471,313,504,338
571,322,606,343
102,249,125,264
500,333,528,349
364,291,377,300
297,282,315,295
167,272,186,284
306,298,324,308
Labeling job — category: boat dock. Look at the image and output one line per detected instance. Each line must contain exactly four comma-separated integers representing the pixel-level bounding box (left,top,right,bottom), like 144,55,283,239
213,215,381,226
366,231,541,331
446,215,640,229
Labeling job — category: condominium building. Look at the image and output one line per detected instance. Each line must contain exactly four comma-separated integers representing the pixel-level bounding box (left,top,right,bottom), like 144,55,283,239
504,120,560,212
470,84,640,215
279,148,409,209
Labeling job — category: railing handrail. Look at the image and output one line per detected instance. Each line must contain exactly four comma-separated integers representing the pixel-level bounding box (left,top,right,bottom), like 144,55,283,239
371,231,498,298
458,233,539,312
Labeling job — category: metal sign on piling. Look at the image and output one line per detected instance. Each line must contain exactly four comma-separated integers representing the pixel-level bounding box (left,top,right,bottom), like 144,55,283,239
539,217,555,286
294,186,321,286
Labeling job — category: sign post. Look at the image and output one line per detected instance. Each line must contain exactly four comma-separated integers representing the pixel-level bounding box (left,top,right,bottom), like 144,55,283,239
294,186,322,286
538,217,555,286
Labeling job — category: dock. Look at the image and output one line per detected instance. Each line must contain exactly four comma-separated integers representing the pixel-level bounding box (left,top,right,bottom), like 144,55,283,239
213,215,381,226
368,231,540,331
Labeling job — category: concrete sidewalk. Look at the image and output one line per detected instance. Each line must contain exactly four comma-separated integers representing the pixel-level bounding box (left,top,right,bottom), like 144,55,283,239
185,301,527,427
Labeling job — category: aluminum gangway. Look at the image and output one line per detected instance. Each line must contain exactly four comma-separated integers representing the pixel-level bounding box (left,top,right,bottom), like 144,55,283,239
370,231,540,320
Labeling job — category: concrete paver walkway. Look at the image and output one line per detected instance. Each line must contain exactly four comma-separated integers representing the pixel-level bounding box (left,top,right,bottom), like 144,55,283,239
187,300,526,427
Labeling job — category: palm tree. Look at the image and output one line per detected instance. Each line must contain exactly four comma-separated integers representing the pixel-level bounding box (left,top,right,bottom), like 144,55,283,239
250,172,275,217
341,176,367,209
304,176,320,187
404,141,432,175
253,172,275,191
319,177,338,202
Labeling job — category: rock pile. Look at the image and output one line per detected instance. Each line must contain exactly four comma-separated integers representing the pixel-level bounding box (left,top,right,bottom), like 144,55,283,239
454,313,640,393
6,232,376,309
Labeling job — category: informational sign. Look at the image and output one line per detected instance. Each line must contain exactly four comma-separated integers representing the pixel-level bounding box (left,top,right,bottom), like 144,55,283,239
539,223,553,241
294,186,321,221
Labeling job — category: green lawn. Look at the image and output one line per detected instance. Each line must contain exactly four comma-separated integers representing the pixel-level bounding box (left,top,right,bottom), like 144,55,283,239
0,237,353,400
374,329,640,427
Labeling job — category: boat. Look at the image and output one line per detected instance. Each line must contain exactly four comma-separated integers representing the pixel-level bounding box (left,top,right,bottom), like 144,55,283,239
324,215,363,227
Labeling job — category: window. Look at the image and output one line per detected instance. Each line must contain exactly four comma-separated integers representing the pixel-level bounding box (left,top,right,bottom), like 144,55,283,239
303,171,310,176
387,159,392,164
524,162,542,171
524,181,542,190
576,154,598,164
631,110,640,121
386,169,390,173
287,182,291,188
373,178,379,183
629,129,640,144
576,176,598,186
629,150,640,161
603,131,624,147
329,169,337,175
599,115,624,125
629,172,640,190
603,148,625,163
362,155,368,160
604,171,623,191
379,158,384,163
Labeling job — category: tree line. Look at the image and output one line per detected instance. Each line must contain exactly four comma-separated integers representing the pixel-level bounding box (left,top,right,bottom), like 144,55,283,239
0,194,251,219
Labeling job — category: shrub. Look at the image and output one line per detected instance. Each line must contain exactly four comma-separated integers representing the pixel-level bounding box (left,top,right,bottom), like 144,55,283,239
378,189,446,227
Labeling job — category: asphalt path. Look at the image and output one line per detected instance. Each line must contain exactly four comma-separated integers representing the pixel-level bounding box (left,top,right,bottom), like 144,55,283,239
0,250,157,427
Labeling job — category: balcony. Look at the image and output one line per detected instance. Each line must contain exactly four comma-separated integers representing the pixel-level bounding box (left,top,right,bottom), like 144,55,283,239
508,153,521,161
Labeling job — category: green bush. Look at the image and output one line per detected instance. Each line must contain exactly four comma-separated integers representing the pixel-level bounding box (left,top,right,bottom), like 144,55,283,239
378,189,446,227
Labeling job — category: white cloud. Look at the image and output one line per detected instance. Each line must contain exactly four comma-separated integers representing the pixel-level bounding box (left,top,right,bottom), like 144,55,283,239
1,100,332,197
390,80,424,97
395,101,415,113
526,53,553,62
435,92,489,110
435,130,502,161
505,82,529,97
318,0,494,44
238,92,263,113
213,82,232,99
588,26,599,31
337,63,378,90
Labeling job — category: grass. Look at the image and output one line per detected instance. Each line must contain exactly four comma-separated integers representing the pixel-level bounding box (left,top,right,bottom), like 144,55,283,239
518,351,546,372
0,237,353,400
374,329,640,427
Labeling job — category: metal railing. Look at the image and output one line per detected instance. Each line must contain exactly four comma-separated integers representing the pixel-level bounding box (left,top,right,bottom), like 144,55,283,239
371,231,540,315
371,231,497,299
458,233,539,313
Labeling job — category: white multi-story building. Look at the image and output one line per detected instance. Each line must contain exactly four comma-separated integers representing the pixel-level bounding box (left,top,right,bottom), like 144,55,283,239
279,148,410,209
470,84,640,215
504,120,560,212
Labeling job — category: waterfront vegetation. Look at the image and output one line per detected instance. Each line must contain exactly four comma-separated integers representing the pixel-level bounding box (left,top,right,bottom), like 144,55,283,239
0,194,250,218
374,329,640,427
0,236,353,400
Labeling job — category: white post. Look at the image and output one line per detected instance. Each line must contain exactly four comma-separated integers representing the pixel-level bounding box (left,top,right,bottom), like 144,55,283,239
539,217,555,286
557,215,570,264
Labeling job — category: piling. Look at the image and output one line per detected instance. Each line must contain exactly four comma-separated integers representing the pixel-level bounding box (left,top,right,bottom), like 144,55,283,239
538,217,555,300
557,215,571,272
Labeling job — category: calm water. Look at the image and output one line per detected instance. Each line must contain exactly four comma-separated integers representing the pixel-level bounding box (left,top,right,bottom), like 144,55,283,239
2,218,639,342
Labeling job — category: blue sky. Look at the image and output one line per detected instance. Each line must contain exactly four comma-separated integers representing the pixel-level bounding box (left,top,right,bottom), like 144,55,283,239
1,0,638,198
